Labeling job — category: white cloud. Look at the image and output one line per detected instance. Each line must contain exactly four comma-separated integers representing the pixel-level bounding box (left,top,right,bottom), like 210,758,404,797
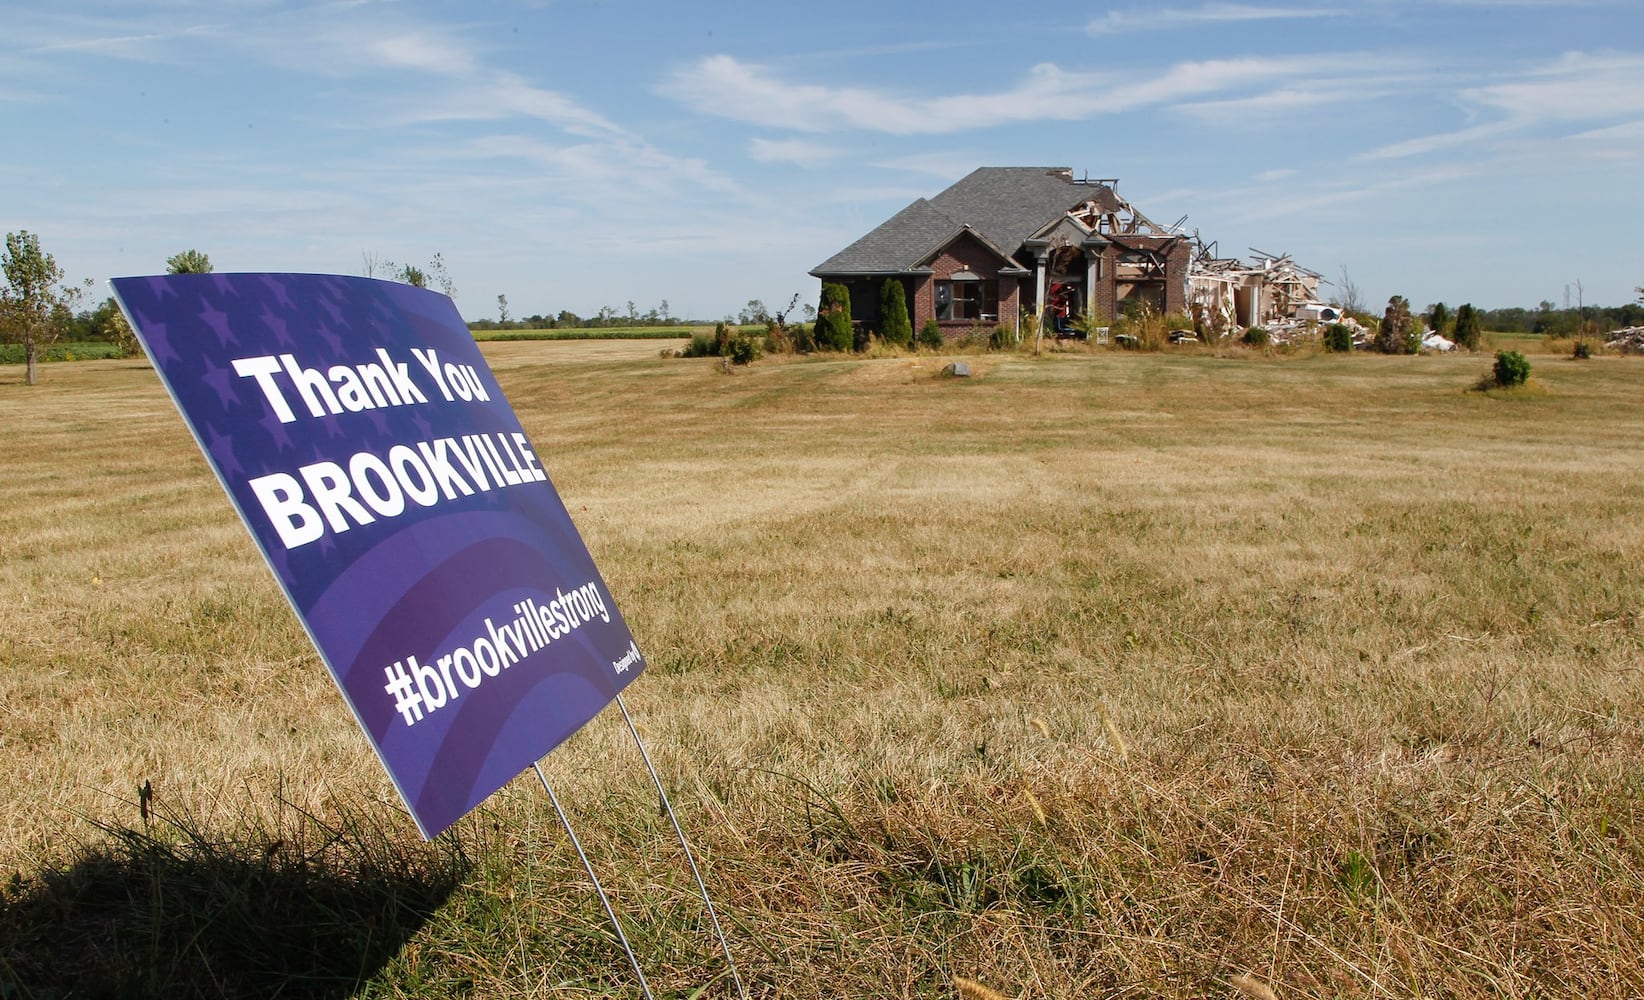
367,34,477,76
662,54,1364,135
1355,52,1644,161
1087,3,1343,35
748,138,841,166
870,152,987,178
1357,121,1516,161
1465,52,1644,121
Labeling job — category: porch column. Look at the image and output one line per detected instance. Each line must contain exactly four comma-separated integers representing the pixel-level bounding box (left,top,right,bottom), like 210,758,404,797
1034,250,1048,314
1084,249,1099,318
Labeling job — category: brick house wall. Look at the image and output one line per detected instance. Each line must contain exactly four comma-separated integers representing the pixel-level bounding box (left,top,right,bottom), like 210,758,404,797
917,232,1023,335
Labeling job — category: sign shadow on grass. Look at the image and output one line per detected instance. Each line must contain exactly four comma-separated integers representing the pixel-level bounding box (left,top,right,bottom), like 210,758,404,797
0,808,469,998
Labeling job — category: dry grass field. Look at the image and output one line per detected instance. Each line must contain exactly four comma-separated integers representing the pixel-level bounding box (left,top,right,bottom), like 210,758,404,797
2,339,1641,998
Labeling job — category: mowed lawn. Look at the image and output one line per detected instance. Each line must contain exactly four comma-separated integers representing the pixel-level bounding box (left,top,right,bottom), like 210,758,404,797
1,341,1641,998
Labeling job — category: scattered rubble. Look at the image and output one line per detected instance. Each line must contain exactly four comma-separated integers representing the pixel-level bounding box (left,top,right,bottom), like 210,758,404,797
1189,249,1323,338
1607,326,1644,353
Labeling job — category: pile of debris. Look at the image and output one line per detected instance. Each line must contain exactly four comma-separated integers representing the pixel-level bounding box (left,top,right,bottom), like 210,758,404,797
1607,327,1644,353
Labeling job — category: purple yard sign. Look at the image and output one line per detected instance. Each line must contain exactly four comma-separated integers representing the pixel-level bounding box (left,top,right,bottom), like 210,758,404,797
112,273,646,838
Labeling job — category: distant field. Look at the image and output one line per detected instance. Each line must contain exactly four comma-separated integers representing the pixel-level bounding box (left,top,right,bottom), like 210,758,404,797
1,343,1640,997
469,325,700,342
0,341,124,364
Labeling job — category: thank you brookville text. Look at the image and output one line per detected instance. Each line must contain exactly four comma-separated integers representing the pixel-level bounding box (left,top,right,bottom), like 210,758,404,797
231,347,548,549
227,343,641,731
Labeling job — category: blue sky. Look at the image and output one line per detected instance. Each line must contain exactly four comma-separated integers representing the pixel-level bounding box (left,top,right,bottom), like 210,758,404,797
5,1,1641,321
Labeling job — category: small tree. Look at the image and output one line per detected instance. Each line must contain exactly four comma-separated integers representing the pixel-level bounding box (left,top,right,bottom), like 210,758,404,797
1375,295,1417,354
2,231,89,385
497,294,510,325
878,279,912,347
165,249,213,274
1493,350,1530,387
1452,302,1482,351
816,283,853,352
1323,323,1353,352
1426,302,1451,339
90,297,139,358
389,254,455,297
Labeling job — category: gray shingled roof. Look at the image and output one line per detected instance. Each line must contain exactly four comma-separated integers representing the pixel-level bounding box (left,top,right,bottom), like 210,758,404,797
811,167,1091,277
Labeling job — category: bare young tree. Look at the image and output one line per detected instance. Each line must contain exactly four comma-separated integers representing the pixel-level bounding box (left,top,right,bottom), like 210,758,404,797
1336,265,1365,316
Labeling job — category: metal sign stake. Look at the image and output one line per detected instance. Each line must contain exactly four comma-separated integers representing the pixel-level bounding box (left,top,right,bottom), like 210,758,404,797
615,693,749,1000
533,761,656,1000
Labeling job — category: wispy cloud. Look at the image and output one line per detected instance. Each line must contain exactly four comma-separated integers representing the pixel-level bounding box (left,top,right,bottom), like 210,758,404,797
367,33,478,76
1087,3,1343,35
1358,51,1644,160
663,53,1362,135
748,137,841,166
1465,51,1644,120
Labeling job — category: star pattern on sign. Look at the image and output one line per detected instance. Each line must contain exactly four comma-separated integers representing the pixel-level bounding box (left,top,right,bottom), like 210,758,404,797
257,404,296,453
319,412,350,442
366,408,392,439
317,293,345,328
140,319,181,366
149,278,178,301
407,408,434,441
200,303,236,349
202,421,245,480
199,357,241,409
259,305,296,350
313,320,345,355
258,274,294,310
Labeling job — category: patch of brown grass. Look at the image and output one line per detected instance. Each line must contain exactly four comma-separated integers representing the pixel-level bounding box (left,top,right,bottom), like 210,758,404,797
2,346,1642,996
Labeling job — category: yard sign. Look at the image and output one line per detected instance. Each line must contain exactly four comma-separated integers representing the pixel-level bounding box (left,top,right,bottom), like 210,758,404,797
112,273,646,838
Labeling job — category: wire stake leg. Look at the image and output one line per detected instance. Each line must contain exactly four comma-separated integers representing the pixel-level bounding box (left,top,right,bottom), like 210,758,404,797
534,761,656,1000
616,693,749,1000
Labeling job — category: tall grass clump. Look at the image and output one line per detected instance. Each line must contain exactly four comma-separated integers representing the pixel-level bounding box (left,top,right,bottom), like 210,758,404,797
1110,301,1168,350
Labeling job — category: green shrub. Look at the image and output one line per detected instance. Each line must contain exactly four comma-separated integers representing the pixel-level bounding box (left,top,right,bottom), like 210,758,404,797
1241,326,1271,347
678,322,748,360
1573,340,1592,360
679,331,715,357
816,283,854,352
789,322,815,353
988,325,1014,351
727,334,762,365
917,318,943,350
1324,323,1353,352
1493,350,1530,387
879,279,912,347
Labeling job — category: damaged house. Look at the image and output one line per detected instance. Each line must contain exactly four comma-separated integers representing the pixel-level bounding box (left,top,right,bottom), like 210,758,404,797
811,166,1322,339
1188,249,1327,338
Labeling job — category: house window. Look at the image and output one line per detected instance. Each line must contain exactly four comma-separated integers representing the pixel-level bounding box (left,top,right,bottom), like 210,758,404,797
935,279,998,321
